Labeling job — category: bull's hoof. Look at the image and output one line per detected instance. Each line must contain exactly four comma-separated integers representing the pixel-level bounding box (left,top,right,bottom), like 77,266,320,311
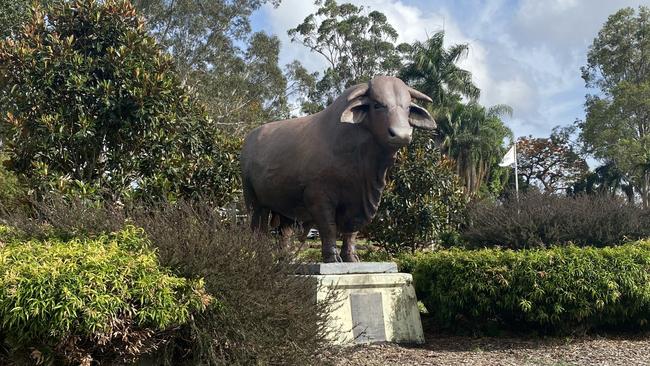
323,252,342,263
341,252,360,262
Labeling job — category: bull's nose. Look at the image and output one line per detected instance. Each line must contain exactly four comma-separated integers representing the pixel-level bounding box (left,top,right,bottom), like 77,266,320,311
387,126,412,146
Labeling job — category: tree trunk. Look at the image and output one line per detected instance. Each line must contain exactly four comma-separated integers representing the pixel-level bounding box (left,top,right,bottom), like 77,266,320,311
641,171,650,208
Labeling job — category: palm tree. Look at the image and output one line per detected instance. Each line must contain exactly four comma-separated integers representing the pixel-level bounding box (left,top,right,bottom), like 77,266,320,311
449,103,513,193
399,31,512,195
399,31,480,106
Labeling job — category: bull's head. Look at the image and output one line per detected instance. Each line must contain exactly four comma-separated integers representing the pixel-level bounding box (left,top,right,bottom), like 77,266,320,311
340,76,436,149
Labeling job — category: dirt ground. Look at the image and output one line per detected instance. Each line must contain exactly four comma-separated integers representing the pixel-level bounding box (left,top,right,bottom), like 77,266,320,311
336,333,650,366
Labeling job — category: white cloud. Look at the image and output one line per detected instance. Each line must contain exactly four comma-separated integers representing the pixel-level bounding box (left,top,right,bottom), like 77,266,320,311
259,0,322,71
259,0,526,133
514,0,644,52
256,0,650,138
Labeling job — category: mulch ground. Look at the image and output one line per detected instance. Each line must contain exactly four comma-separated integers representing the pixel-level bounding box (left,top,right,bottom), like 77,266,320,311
336,333,650,366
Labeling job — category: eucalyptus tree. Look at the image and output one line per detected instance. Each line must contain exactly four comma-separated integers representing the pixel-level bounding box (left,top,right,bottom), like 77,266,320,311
288,0,404,111
579,6,650,206
131,0,289,133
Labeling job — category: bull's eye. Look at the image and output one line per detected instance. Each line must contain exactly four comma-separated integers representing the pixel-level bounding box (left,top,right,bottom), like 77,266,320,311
374,102,386,110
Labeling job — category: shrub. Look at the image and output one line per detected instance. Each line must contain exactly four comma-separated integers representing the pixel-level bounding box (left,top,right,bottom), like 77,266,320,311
3,197,336,365
0,154,26,214
365,132,468,254
462,191,650,248
412,242,650,333
0,0,241,204
0,225,211,365
131,201,335,365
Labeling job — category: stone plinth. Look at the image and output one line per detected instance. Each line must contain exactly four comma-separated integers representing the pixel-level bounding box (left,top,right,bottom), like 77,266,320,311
297,262,398,275
297,262,424,345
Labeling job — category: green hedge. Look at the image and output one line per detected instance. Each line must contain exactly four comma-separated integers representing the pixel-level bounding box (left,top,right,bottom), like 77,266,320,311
412,242,650,332
0,225,211,364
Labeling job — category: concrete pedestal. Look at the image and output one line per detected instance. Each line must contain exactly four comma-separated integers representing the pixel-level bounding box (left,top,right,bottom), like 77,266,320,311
297,262,424,345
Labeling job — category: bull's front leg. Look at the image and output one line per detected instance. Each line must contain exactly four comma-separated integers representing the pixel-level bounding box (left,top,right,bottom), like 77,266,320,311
305,189,341,263
341,232,360,262
318,220,340,263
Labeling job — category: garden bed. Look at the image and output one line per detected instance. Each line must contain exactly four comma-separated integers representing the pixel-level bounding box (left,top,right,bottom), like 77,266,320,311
337,333,650,366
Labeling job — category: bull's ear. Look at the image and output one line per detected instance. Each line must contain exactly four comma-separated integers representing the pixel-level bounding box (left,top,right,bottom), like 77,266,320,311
341,97,370,124
409,103,436,130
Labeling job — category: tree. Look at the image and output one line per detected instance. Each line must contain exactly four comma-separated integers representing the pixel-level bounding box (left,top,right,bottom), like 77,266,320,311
579,6,650,206
364,132,467,253
568,161,635,201
288,0,403,111
438,102,513,194
132,0,289,134
517,129,589,194
397,31,512,196
0,0,30,39
399,31,480,108
0,0,55,39
1,0,289,135
0,154,26,212
0,0,240,204
399,31,480,151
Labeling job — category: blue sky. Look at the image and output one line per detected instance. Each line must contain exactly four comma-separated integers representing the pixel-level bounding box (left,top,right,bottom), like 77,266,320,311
251,0,650,139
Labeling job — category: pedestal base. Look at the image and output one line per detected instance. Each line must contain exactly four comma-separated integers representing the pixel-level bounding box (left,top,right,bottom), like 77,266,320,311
298,263,424,345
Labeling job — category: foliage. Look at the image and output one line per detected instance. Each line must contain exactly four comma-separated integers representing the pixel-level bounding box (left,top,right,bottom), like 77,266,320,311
128,201,336,365
581,6,650,91
0,154,26,213
2,197,336,365
568,161,635,201
135,0,290,132
439,102,513,195
0,0,242,204
0,225,211,365
579,6,650,206
2,0,291,133
399,31,480,107
462,191,650,249
0,224,19,242
0,0,24,38
517,129,588,194
288,0,404,111
0,0,56,39
412,242,650,333
398,31,511,196
365,132,468,254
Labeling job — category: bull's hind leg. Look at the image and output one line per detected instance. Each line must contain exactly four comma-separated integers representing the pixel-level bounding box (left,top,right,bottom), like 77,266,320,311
251,206,270,233
341,232,360,262
244,179,261,231
278,215,295,249
244,179,270,233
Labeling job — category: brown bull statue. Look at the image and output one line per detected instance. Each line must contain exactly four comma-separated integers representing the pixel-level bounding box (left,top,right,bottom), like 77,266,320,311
241,76,436,262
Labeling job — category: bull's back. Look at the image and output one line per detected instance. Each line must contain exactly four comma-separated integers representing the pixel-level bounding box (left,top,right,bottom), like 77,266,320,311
241,115,327,218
